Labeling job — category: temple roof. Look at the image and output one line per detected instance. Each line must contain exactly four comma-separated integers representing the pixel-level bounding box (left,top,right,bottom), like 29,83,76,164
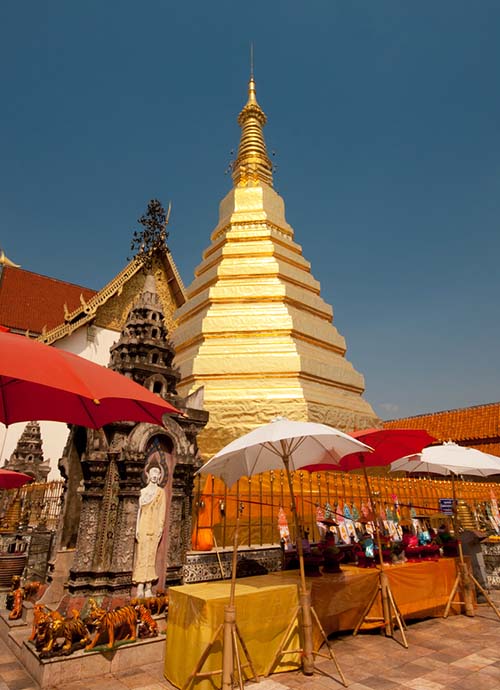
0,265,96,335
0,248,186,344
38,251,186,345
384,402,500,457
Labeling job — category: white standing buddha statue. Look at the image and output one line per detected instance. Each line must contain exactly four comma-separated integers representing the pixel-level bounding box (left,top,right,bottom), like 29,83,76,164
133,465,166,598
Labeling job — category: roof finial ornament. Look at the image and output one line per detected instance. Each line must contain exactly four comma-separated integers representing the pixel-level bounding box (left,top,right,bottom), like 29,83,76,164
129,199,171,269
250,42,254,79
0,249,20,269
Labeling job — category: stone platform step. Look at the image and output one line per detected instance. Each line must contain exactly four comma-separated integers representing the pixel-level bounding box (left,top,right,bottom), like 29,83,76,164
0,609,167,688
21,633,167,687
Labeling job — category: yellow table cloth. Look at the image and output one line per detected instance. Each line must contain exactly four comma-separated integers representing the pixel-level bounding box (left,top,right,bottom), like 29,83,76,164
164,578,301,690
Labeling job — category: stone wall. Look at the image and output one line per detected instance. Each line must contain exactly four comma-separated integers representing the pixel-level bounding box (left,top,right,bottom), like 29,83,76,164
184,545,282,583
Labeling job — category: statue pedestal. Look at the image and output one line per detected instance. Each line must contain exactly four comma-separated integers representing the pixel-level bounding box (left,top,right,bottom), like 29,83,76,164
38,549,75,608
24,635,166,688
0,608,166,688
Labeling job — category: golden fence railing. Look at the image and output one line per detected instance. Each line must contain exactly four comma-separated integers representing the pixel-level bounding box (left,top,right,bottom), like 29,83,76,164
0,481,64,533
191,471,500,551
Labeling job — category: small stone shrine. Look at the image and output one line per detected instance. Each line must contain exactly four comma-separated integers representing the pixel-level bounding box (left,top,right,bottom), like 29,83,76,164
54,274,208,597
3,421,50,482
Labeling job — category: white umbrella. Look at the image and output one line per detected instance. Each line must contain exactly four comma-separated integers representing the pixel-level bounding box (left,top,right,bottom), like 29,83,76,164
196,418,371,684
390,441,500,622
390,442,500,477
200,417,373,487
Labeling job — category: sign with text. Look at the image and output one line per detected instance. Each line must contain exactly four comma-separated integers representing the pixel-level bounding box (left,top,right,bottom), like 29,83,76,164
439,498,454,516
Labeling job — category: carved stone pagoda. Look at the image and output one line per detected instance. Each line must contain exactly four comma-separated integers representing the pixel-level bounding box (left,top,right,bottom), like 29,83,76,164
3,421,50,482
56,272,208,596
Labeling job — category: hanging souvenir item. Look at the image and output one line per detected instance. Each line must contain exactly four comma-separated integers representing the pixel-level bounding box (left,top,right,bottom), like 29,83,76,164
486,502,500,533
387,521,398,539
338,521,350,545
315,503,328,537
351,503,362,536
346,520,358,541
341,503,356,541
361,500,376,523
324,502,335,522
316,503,325,522
387,521,402,540
365,521,375,537
391,494,401,523
490,491,500,531
419,528,431,545
362,535,375,559
278,506,290,547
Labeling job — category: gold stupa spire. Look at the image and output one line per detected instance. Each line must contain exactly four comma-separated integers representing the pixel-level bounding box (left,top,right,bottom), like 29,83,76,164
173,68,380,462
232,72,274,188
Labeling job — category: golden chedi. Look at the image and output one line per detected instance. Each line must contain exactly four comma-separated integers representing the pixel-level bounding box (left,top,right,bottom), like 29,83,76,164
173,74,379,459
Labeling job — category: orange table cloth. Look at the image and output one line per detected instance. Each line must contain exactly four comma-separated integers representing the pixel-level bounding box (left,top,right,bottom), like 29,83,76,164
309,558,460,638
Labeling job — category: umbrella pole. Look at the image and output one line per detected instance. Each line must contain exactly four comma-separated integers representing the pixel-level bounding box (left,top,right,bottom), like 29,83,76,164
277,452,347,685
281,456,312,671
352,460,408,648
183,505,259,690
443,474,500,621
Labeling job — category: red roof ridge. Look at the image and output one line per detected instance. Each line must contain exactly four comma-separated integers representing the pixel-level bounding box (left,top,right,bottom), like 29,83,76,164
386,400,500,423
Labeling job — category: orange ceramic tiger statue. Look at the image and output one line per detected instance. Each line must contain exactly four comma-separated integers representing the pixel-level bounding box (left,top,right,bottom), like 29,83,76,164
130,591,169,615
29,603,60,641
35,609,90,657
136,604,158,638
85,603,137,650
8,587,24,620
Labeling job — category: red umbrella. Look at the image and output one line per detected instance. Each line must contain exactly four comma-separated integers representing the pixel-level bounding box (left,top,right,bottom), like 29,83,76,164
0,468,34,489
302,428,435,648
303,428,436,473
0,331,180,428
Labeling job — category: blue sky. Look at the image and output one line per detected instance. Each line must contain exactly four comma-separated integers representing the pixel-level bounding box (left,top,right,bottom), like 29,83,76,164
1,2,499,421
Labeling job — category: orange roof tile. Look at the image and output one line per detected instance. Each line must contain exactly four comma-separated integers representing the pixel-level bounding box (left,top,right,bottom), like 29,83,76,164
0,266,96,335
384,402,500,447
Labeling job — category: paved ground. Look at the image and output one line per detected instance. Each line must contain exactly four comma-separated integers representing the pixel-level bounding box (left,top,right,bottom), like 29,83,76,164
2,596,500,690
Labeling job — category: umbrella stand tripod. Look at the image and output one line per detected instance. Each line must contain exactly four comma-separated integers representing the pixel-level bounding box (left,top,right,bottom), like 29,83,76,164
352,459,408,648
443,476,500,622
182,509,259,690
267,447,347,686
